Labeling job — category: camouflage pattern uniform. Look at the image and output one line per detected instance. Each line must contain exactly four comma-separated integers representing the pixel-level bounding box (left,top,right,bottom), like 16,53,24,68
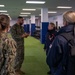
10,24,25,71
0,32,16,75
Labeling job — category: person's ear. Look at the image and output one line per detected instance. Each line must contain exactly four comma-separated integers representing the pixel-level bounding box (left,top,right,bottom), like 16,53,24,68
63,21,67,26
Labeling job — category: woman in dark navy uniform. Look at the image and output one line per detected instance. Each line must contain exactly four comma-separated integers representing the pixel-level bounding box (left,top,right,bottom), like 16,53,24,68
44,22,57,74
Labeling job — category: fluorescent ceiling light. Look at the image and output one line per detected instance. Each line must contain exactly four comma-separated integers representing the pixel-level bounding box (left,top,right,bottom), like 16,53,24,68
22,9,36,11
0,5,5,7
0,10,7,12
1,13,9,15
39,11,57,16
26,1,45,4
20,13,31,14
48,11,57,13
57,6,72,8
19,15,28,16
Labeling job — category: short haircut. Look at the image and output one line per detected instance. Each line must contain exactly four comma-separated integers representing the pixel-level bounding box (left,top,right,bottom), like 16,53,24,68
18,16,23,19
0,14,10,31
49,22,55,28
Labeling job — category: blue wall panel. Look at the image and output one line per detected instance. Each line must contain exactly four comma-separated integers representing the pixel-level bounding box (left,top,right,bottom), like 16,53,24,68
40,22,49,44
31,24,35,36
24,24,30,33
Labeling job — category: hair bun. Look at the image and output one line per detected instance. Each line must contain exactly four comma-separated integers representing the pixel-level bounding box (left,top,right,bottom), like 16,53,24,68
0,14,9,31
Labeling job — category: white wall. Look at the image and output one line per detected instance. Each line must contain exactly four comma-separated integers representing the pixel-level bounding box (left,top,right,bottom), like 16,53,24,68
10,15,63,28
10,19,26,26
10,20,16,26
48,15,63,27
41,8,48,22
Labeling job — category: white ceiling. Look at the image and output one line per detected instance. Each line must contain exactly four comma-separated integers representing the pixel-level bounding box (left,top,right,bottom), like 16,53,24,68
0,0,75,19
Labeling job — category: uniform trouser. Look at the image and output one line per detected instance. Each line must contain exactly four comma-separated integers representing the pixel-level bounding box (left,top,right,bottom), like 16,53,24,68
50,65,67,75
14,44,24,71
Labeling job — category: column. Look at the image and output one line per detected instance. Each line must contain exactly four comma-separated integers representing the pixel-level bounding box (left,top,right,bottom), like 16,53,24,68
40,8,49,44
24,18,30,33
31,15,35,36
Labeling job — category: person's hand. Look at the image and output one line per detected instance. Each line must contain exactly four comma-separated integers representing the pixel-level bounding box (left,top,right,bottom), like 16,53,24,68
21,34,25,38
22,33,29,38
22,32,30,38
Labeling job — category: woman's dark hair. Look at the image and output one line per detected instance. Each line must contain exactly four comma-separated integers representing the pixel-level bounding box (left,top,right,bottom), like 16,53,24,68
18,16,23,19
0,14,10,31
49,22,55,28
